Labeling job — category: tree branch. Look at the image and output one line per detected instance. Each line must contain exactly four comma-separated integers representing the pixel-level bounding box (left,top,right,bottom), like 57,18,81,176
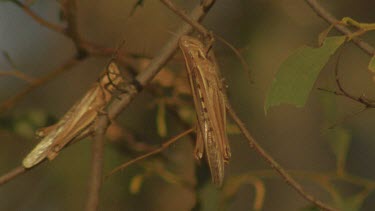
104,0,216,121
85,116,108,211
0,70,35,83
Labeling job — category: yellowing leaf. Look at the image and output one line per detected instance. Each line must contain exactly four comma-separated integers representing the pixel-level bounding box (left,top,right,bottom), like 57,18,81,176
265,36,346,113
129,174,144,194
156,101,167,137
368,56,375,73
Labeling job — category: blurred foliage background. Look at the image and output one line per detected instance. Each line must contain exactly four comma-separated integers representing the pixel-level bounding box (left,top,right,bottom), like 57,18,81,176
0,0,375,210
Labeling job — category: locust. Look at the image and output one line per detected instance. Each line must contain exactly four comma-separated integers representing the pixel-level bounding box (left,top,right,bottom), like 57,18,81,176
22,62,124,168
179,35,231,186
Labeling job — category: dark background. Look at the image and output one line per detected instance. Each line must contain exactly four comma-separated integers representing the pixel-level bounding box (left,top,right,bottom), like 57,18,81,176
0,0,375,210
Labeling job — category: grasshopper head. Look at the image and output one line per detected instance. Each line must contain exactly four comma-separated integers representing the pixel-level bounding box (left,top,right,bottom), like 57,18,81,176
101,62,124,91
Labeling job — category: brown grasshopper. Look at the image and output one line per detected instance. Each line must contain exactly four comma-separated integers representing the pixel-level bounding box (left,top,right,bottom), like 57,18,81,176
22,62,124,168
179,35,231,186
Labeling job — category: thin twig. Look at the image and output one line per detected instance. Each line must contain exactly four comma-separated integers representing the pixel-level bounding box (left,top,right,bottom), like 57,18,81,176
0,57,81,113
12,0,65,34
0,70,36,83
0,166,26,186
214,34,253,83
305,0,375,56
212,47,335,210
226,104,336,211
333,52,375,108
160,0,210,37
62,0,86,55
106,128,194,178
85,116,108,211
318,47,375,108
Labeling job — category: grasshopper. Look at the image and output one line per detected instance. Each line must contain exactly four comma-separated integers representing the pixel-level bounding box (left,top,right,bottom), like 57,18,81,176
179,35,231,186
22,62,124,168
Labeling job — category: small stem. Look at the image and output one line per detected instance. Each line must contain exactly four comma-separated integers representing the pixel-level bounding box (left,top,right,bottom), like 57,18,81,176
12,0,65,34
106,128,194,178
226,104,336,211
0,166,26,186
160,0,211,37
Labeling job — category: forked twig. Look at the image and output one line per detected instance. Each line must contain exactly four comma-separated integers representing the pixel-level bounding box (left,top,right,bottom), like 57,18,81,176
319,48,375,109
11,0,65,34
305,0,375,56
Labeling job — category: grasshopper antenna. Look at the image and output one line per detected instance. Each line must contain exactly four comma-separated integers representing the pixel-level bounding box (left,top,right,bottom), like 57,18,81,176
213,34,253,84
109,38,127,64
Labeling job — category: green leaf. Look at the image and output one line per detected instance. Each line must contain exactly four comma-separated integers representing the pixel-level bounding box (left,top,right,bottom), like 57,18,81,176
368,56,375,73
265,36,346,113
129,174,144,194
156,101,167,137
